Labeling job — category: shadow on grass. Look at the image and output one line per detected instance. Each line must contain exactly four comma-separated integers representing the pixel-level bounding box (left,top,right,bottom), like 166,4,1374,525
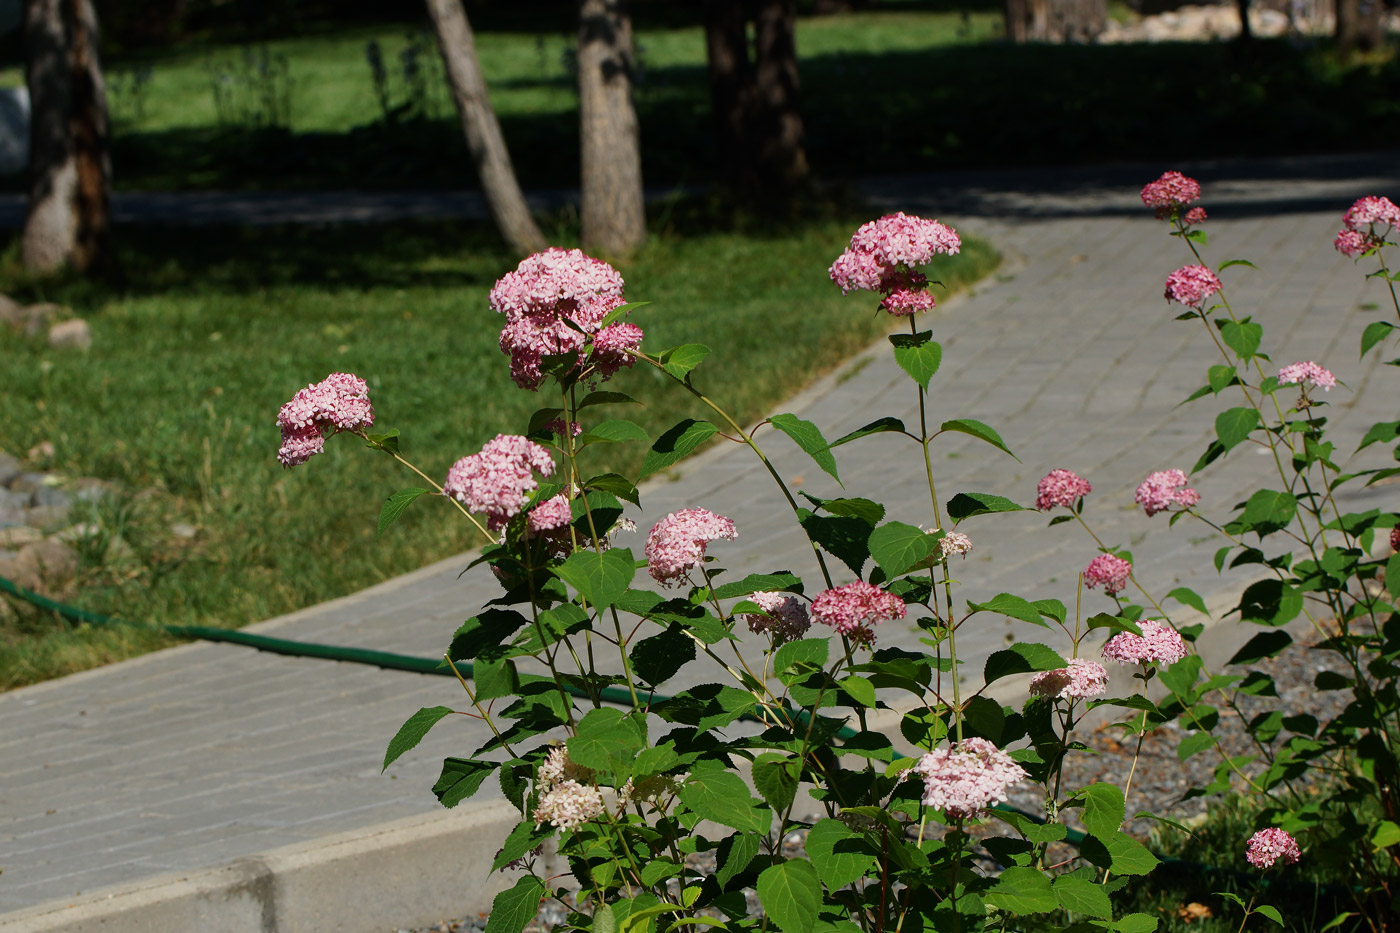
60,36,1400,197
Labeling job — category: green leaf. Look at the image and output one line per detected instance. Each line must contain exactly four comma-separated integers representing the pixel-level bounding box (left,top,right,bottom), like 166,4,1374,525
659,344,711,381
1053,876,1111,919
579,420,651,444
984,643,1068,685
1387,553,1400,600
377,487,430,538
757,859,823,933
1362,320,1396,358
770,413,841,484
1219,258,1257,271
947,492,1028,522
1216,407,1261,453
555,547,636,608
1207,364,1239,394
1087,613,1143,637
1112,914,1160,933
805,819,877,890
1166,587,1208,616
1220,319,1263,360
1359,420,1400,451
485,874,546,933
1079,783,1126,839
1178,730,1214,761
585,472,641,506
1255,906,1284,926
631,624,696,687
450,609,530,661
568,708,644,772
888,330,942,389
678,769,772,833
1227,630,1292,665
713,571,803,599
639,420,719,478
939,418,1017,460
868,521,937,578
830,417,907,448
801,494,885,525
1239,489,1297,535
839,675,877,707
1371,821,1400,850
716,832,761,888
968,593,1049,627
1186,228,1208,246
383,705,453,772
491,820,554,872
578,389,640,409
432,757,497,808
774,637,829,680
984,866,1058,915
1237,580,1302,627
752,754,800,813
798,511,872,578
364,428,401,454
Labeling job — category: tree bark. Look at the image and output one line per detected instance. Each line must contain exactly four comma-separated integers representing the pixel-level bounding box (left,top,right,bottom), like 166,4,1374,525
702,0,755,193
1008,0,1106,41
1005,0,1029,42
23,0,111,275
1336,0,1384,56
752,0,808,192
425,0,545,256
578,0,645,256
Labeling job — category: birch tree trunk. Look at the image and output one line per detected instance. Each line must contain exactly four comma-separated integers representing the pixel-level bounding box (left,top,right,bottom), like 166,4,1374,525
23,0,111,275
578,0,645,256
425,0,545,256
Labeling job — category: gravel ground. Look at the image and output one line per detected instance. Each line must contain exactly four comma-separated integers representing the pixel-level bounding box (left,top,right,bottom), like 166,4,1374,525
393,632,1350,933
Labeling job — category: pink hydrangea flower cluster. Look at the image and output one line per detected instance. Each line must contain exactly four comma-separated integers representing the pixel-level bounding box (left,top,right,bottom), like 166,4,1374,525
490,248,642,390
1140,171,1202,219
1277,361,1336,392
533,746,604,831
940,531,973,559
527,493,573,535
1101,619,1188,666
1036,469,1092,511
1082,554,1132,595
1391,525,1400,553
1335,196,1400,258
1135,469,1201,517
276,372,374,467
744,591,811,643
443,435,556,531
1164,265,1223,308
644,508,737,586
1028,658,1110,700
1245,828,1301,869
829,212,961,316
810,580,906,646
911,737,1028,819
1183,207,1208,226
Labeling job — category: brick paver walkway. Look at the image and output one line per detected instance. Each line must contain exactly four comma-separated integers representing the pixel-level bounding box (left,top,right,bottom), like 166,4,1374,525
3,153,1399,915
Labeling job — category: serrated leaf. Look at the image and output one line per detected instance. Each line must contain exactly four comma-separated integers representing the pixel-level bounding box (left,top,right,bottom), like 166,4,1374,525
774,637,829,679
756,859,822,933
378,487,430,538
1102,830,1160,876
1363,320,1396,358
801,494,885,525
1216,407,1260,453
631,624,695,687
1166,587,1208,615
969,593,1048,627
939,418,1017,460
578,389,640,409
1255,906,1284,926
1087,613,1143,637
1112,913,1159,933
888,330,942,389
659,344,711,381
432,757,497,808
752,754,799,813
1053,875,1111,918
491,820,554,872
1207,364,1239,394
555,547,636,608
485,874,546,933
985,866,1058,915
1387,553,1400,600
1079,783,1126,839
585,472,641,506
1359,420,1400,451
678,769,772,833
716,832,761,888
1228,630,1292,665
839,674,877,707
579,420,650,444
384,705,454,772
868,521,937,577
805,819,877,890
1220,319,1263,360
984,643,1068,684
947,492,1028,521
1237,579,1302,627
714,571,803,599
364,428,401,453
597,301,651,331
1178,730,1215,761
830,417,907,448
770,413,840,484
639,420,719,478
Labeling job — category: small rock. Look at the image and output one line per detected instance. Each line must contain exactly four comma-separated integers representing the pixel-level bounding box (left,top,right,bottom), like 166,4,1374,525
69,478,113,504
169,522,198,540
0,526,42,549
29,484,70,510
47,318,91,351
22,505,70,530
19,302,62,338
15,539,79,587
0,294,22,327
8,472,50,496
0,452,21,486
0,487,28,515
26,440,54,462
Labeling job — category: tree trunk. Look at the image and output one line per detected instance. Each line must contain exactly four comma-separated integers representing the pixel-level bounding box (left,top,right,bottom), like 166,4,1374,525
752,0,808,193
1236,0,1253,41
23,0,111,275
578,0,645,256
1336,0,1384,56
1010,0,1106,41
702,0,755,193
424,0,545,256
1005,0,1029,42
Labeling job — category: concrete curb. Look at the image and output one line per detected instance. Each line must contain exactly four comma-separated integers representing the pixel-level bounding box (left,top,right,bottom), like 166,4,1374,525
0,798,524,933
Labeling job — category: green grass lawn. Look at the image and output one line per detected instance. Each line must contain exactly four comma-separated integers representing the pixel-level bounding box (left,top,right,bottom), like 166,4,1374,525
0,214,998,688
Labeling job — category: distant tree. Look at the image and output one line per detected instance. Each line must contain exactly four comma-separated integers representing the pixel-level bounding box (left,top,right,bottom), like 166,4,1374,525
1005,0,1105,42
702,0,809,200
578,0,645,256
23,0,112,275
1336,0,1384,57
425,0,546,256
